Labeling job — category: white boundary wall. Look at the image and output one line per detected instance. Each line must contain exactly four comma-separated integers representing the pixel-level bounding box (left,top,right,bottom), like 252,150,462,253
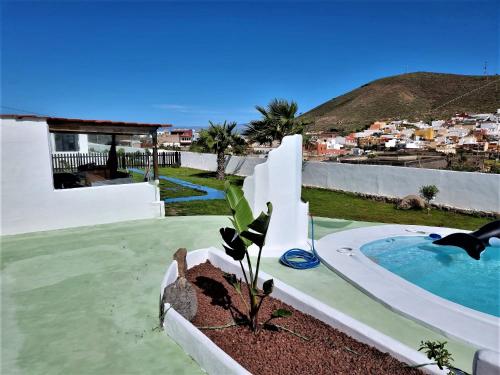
180,152,500,213
302,161,500,214
1,118,164,236
181,151,265,176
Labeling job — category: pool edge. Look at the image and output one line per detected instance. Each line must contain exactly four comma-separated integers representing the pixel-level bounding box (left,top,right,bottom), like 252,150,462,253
315,224,500,352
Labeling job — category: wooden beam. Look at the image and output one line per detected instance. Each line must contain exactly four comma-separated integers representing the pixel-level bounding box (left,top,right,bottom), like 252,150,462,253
152,130,159,180
48,124,157,136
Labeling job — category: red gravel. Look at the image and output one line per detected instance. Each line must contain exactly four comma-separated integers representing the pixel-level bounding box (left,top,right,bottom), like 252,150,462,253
186,261,423,375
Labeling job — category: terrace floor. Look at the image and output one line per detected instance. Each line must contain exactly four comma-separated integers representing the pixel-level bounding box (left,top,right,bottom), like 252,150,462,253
1,216,476,374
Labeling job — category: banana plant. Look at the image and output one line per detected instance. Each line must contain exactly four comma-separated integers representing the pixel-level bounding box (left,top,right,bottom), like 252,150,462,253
220,181,286,331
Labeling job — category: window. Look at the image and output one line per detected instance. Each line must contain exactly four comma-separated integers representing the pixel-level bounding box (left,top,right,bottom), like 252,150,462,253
54,133,79,152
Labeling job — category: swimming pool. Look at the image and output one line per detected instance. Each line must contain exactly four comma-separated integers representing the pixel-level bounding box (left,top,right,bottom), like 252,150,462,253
361,236,500,317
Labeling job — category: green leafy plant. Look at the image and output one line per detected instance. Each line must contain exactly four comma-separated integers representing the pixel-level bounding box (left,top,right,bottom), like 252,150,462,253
419,340,454,370
414,340,469,375
220,181,290,331
419,185,439,204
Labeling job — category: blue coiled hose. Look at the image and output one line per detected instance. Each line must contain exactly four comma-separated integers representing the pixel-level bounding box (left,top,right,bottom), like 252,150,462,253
279,216,320,269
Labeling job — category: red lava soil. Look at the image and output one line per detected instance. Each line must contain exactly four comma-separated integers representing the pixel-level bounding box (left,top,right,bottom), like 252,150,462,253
185,261,424,375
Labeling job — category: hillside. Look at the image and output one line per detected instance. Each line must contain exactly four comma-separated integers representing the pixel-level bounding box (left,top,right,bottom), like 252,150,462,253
302,72,499,133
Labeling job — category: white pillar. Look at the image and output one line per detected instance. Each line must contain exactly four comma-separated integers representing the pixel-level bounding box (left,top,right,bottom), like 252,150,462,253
243,134,309,257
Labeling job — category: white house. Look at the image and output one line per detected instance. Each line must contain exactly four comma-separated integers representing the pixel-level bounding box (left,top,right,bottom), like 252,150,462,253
325,137,343,150
0,115,168,235
384,139,397,148
459,136,478,145
405,141,424,149
480,122,500,138
447,127,470,138
431,120,446,128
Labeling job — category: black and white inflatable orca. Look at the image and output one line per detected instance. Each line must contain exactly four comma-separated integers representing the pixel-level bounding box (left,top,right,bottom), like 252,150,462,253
433,220,500,260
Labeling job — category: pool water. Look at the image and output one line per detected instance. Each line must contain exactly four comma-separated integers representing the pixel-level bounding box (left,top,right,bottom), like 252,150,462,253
361,236,500,317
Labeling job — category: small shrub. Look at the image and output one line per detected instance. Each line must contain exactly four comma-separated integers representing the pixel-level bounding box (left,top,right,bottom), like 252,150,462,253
416,340,469,374
419,185,439,203
418,340,454,371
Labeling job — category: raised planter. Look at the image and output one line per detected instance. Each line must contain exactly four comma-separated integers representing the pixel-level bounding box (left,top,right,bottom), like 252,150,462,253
160,247,446,375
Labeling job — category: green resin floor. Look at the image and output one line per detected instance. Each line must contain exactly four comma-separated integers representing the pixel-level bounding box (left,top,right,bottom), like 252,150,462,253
1,216,476,374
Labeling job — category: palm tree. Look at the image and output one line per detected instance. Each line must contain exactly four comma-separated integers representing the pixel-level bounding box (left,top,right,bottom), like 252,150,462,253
243,99,311,145
198,121,245,180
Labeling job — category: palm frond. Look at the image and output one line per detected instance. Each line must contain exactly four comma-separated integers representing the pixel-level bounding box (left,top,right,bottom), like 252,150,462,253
247,98,304,144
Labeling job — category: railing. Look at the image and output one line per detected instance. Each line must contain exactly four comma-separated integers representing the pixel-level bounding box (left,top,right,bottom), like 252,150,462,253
52,151,181,172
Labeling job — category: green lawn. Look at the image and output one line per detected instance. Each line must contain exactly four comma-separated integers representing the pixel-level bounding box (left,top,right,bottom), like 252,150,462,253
144,167,494,230
130,169,205,200
303,187,493,230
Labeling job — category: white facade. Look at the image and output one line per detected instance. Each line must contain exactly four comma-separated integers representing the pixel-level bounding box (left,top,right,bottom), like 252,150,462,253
480,122,500,137
385,139,397,148
162,141,181,147
1,118,164,235
435,144,456,154
447,128,470,138
432,120,446,128
460,136,477,145
326,138,343,150
405,141,423,149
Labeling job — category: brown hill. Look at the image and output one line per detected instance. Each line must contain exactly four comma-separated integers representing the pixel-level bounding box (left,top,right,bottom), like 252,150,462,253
302,72,500,133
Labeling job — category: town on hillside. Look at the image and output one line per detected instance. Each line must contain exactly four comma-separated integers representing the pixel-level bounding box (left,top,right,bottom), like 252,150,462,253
301,110,499,172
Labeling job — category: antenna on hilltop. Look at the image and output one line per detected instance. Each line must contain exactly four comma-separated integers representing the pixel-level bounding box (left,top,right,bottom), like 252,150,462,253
483,61,488,77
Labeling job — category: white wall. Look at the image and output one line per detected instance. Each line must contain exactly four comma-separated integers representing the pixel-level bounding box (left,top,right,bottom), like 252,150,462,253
88,142,147,154
180,151,217,170
181,151,265,176
302,162,500,213
1,119,164,236
180,152,500,214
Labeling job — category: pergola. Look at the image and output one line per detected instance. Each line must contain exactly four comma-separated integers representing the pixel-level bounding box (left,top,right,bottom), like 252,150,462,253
4,115,172,180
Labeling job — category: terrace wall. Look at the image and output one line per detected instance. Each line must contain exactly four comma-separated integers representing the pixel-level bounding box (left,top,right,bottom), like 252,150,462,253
1,119,164,236
180,151,500,214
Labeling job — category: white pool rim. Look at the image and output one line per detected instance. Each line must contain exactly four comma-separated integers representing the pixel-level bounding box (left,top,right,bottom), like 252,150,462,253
314,224,500,352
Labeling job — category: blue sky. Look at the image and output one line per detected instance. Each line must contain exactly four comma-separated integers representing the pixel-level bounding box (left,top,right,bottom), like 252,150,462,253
1,1,498,128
